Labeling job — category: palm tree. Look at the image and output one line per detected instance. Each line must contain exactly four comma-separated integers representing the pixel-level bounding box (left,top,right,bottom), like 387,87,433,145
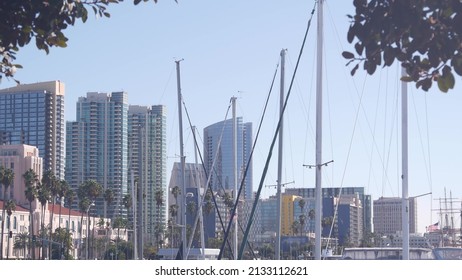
321,216,334,237
37,182,50,259
0,166,15,260
103,188,114,219
223,192,234,209
171,185,180,205
79,179,103,207
298,199,306,236
298,198,306,214
202,190,214,241
5,199,16,259
121,193,132,259
103,188,114,255
51,227,74,259
308,209,315,233
169,204,178,219
13,232,29,259
112,216,127,260
187,200,197,216
42,170,59,258
56,180,69,256
291,220,300,236
23,168,38,259
78,197,90,259
78,179,102,259
64,188,75,258
168,205,179,246
299,214,306,237
154,189,164,248
308,209,315,220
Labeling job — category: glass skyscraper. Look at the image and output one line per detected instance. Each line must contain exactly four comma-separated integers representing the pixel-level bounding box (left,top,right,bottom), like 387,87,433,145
66,92,128,219
0,81,65,179
203,117,253,200
128,105,167,245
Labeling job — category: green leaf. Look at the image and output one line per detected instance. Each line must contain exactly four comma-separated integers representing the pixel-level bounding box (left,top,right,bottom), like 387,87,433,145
451,54,462,76
383,47,394,66
354,42,364,56
416,78,432,91
437,67,455,93
342,51,355,59
400,76,413,82
350,63,359,76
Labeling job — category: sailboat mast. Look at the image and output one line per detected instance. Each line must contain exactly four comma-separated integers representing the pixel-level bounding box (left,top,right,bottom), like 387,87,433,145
314,0,324,261
275,49,286,260
232,96,238,260
130,163,138,259
176,59,187,260
401,66,410,260
193,126,206,259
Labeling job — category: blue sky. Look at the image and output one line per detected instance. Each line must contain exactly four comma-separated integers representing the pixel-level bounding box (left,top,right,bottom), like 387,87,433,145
2,0,462,233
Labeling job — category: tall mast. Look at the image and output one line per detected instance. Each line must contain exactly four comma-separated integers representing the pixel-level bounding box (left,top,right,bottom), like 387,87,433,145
401,66,409,260
314,0,324,260
130,163,138,259
232,96,238,260
193,126,206,259
175,59,187,260
275,49,286,260
137,125,144,259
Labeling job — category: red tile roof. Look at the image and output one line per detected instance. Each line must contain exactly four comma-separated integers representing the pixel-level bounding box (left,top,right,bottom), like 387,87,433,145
0,200,29,212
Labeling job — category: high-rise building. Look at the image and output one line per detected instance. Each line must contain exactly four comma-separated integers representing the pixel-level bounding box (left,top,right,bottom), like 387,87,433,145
0,81,65,179
281,194,301,236
66,92,128,219
128,105,167,245
285,186,372,234
373,196,417,235
203,117,253,199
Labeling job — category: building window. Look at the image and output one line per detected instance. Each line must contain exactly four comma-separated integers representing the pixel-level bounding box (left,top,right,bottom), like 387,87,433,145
13,216,17,230
20,215,24,221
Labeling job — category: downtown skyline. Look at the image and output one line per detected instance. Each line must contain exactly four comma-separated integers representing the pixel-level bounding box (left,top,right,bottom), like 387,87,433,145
1,0,461,234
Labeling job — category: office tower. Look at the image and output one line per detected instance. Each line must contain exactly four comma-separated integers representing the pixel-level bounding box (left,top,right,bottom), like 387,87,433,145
203,117,253,199
285,186,372,234
0,81,65,179
128,105,167,245
373,196,417,235
66,92,128,219
321,195,363,246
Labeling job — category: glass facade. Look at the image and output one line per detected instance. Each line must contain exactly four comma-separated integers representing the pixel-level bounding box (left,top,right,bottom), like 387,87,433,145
66,92,128,219
203,117,253,199
128,105,167,244
0,81,65,179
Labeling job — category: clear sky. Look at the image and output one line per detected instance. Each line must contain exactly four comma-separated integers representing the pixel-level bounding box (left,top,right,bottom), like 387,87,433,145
2,0,461,234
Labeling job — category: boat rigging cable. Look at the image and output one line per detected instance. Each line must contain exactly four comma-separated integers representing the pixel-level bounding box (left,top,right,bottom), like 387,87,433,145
224,1,318,260
184,99,232,258
184,106,260,260
179,98,235,259
216,60,281,260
